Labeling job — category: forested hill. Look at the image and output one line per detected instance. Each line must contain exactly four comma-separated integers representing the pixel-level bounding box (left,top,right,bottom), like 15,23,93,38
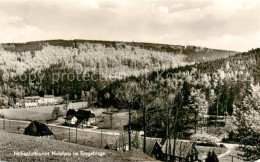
0,39,237,79
96,48,260,151
98,48,260,115
0,39,237,107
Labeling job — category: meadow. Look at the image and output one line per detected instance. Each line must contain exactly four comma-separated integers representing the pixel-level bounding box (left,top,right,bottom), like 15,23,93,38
0,102,88,121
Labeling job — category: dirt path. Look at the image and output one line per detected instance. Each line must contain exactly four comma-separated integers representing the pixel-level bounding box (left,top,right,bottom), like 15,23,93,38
217,149,231,158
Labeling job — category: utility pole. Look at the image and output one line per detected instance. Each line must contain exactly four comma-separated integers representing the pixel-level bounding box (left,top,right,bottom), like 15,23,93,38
128,102,132,151
110,113,113,129
224,105,228,138
166,102,171,162
82,91,85,110
69,124,71,142
224,105,227,124
76,127,78,144
3,118,5,130
143,104,146,153
215,100,218,128
100,129,103,148
66,93,69,112
201,118,203,134
195,113,197,134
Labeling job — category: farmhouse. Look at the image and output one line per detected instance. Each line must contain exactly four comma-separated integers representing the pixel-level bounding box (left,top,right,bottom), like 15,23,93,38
65,109,76,124
24,96,40,108
161,139,199,162
65,109,96,127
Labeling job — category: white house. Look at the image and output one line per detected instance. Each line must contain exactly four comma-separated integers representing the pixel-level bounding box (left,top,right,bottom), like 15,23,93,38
44,95,56,104
38,95,56,106
24,96,40,108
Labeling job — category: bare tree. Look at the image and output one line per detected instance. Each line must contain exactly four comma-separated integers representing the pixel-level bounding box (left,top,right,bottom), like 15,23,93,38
115,81,139,151
86,87,97,108
135,79,158,153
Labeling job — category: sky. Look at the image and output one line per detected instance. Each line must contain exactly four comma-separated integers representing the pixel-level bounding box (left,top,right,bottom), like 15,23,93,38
0,0,259,52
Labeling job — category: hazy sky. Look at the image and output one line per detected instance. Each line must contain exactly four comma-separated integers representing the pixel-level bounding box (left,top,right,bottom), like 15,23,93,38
0,0,259,52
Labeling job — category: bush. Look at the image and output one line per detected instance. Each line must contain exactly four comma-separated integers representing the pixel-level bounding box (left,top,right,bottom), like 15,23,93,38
196,142,218,147
219,144,226,148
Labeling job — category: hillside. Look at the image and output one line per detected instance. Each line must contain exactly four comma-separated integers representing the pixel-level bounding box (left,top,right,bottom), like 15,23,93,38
0,39,238,102
97,49,260,139
0,39,237,79
0,130,155,162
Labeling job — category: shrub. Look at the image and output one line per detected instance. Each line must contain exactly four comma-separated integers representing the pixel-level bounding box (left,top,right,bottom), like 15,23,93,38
196,142,218,147
219,144,226,148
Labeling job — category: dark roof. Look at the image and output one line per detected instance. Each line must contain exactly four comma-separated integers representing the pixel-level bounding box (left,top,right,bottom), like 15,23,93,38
161,139,197,158
75,110,91,120
145,138,162,155
66,115,74,120
24,121,53,136
66,109,76,117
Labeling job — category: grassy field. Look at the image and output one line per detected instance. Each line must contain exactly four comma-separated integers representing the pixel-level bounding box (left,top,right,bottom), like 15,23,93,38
0,118,123,149
98,112,129,129
0,130,155,162
83,108,130,129
0,102,87,121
